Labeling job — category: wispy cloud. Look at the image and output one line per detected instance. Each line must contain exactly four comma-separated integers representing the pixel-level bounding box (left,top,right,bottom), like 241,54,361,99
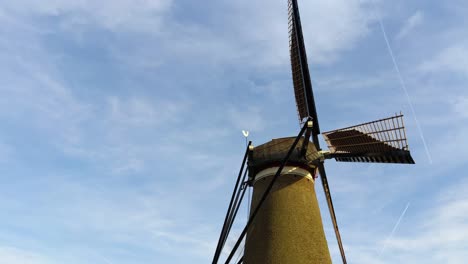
297,0,376,64
107,96,188,127
315,71,393,92
382,180,468,263
419,44,468,76
1,0,172,33
0,141,12,163
325,177,468,264
371,1,433,163
453,96,468,118
0,0,467,263
228,106,266,132
396,11,424,40
378,202,410,257
0,247,53,264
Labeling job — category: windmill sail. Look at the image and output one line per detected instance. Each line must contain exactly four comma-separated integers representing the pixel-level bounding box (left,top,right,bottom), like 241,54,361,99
288,0,319,133
289,1,348,263
323,114,415,164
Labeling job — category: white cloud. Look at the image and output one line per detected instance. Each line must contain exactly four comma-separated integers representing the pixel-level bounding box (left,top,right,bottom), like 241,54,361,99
228,106,266,132
1,1,466,264
108,96,186,127
338,178,468,264
424,121,468,167
382,180,468,263
1,0,172,33
0,174,225,264
1,0,376,74
315,71,392,92
299,0,375,63
151,230,215,258
0,57,91,147
0,247,53,264
419,44,468,76
0,141,12,163
228,0,375,65
453,96,468,118
112,158,144,174
113,0,376,69
396,11,424,40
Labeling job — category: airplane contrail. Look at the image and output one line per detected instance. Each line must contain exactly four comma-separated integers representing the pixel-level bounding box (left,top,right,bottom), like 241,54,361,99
372,1,433,164
378,202,411,257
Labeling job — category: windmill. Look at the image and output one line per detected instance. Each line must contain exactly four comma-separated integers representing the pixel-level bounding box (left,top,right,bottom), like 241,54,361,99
212,0,415,263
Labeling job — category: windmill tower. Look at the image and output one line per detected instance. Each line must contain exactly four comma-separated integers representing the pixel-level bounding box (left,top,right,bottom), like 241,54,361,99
212,0,415,263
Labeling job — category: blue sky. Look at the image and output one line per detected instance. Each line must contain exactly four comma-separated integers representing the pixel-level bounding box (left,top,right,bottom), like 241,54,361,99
0,0,467,263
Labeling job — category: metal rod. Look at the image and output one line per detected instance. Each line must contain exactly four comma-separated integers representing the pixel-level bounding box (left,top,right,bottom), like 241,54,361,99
212,142,252,264
300,123,313,157
318,163,347,264
222,170,249,249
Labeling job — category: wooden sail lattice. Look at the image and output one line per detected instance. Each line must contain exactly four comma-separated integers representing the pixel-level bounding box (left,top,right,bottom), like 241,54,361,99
322,114,415,164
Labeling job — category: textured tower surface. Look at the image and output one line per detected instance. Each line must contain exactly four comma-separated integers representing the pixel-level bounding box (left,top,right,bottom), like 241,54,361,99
244,137,332,264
